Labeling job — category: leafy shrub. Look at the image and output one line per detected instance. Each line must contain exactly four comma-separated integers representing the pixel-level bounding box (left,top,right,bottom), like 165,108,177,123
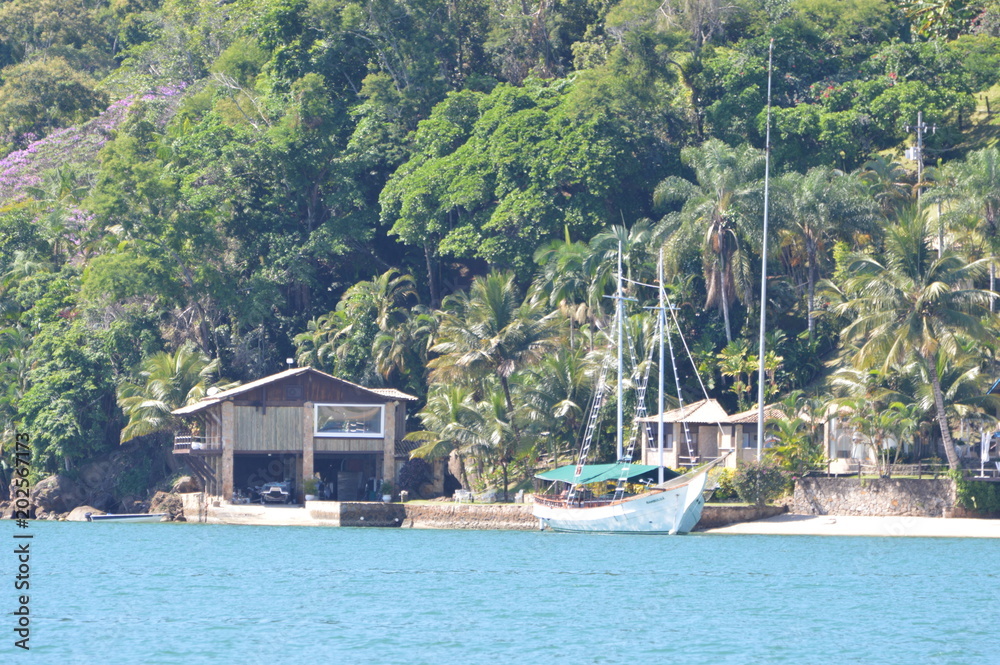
733,461,787,506
956,478,1000,514
398,458,434,496
114,457,152,499
711,468,738,501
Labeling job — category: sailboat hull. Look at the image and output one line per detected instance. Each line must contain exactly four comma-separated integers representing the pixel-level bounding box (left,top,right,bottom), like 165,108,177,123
532,469,710,535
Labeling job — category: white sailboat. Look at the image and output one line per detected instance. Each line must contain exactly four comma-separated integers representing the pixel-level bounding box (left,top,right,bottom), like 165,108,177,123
533,247,727,534
532,460,724,534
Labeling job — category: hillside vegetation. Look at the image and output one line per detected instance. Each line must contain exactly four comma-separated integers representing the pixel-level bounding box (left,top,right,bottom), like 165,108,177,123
4,0,1000,493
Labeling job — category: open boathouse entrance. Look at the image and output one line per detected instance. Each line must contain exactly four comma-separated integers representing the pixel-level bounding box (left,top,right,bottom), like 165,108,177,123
232,453,300,502
313,452,381,501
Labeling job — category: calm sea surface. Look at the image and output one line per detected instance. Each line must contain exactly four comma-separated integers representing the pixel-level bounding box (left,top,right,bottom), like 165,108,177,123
12,521,999,665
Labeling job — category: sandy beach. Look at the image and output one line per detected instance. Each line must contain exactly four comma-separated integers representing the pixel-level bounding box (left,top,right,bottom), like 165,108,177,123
704,513,1000,538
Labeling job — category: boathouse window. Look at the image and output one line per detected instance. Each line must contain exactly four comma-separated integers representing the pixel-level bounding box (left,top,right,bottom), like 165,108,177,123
314,404,384,438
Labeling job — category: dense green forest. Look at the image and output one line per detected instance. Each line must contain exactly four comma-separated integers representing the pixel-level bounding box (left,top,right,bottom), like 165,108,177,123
4,0,1000,494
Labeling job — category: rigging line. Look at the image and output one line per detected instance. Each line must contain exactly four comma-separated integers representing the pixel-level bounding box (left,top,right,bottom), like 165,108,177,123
627,320,656,407
566,351,615,502
613,313,657,501
664,294,729,440
621,276,660,289
661,297,695,459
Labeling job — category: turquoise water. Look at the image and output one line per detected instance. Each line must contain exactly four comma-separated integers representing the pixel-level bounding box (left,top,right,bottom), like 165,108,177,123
12,522,1000,664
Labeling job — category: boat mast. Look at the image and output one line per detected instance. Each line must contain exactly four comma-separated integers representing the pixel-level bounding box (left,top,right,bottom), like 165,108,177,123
617,242,624,461
657,250,665,485
756,38,774,462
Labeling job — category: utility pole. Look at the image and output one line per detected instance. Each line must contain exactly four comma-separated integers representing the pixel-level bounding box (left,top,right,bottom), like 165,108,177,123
905,111,936,208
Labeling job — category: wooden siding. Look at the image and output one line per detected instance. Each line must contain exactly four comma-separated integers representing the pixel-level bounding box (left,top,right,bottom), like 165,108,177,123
314,437,384,453
234,405,304,452
234,372,389,407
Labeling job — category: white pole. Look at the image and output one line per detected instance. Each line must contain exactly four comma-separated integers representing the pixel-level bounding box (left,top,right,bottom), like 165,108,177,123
658,250,665,484
916,110,923,209
617,242,624,461
756,38,774,462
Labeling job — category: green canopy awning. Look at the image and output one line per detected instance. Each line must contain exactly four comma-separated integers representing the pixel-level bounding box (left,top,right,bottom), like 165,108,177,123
534,463,678,485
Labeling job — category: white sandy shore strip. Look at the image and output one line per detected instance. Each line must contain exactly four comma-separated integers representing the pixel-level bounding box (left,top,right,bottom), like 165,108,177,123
703,513,1000,538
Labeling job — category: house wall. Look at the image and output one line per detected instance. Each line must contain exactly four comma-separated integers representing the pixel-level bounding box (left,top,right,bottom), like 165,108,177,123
221,401,235,498
641,422,680,468
234,405,304,451
696,425,720,457
314,438,385,452
718,424,764,468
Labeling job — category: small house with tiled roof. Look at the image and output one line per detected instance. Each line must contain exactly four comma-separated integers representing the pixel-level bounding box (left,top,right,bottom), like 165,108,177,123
718,405,786,467
638,398,729,468
171,366,416,503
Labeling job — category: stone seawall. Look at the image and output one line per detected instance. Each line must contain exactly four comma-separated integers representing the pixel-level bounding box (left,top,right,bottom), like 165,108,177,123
696,504,787,529
794,478,956,517
309,501,537,529
400,503,537,530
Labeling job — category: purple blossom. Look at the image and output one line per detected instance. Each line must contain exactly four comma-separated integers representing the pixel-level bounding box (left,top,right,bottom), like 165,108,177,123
0,84,184,204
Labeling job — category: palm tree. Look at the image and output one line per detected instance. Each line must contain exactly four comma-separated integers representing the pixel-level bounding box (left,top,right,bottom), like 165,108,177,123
857,155,912,220
907,343,1000,449
24,166,91,263
294,269,418,382
428,271,558,498
406,384,479,489
654,139,764,343
847,400,920,477
520,345,596,466
117,343,236,443
429,271,557,412
833,212,998,469
293,311,347,373
777,167,879,338
532,233,599,349
469,386,523,500
940,146,1000,307
588,221,653,287
373,305,437,393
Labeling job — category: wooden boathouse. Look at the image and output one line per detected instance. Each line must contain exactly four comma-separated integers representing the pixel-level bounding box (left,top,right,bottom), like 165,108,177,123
171,367,416,503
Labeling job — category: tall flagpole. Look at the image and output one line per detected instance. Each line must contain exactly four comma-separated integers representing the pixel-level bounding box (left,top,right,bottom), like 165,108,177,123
756,38,774,462
617,242,624,462
657,250,665,485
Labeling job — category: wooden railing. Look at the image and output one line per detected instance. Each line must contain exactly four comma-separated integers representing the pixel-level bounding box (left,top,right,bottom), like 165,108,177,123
174,434,222,452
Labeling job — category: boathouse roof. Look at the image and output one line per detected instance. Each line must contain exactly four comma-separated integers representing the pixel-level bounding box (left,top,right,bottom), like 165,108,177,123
171,366,417,416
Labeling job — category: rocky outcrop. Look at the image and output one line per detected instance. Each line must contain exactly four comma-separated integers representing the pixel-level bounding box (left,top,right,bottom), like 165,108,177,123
66,506,104,522
149,491,185,521
32,475,85,517
171,476,200,493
